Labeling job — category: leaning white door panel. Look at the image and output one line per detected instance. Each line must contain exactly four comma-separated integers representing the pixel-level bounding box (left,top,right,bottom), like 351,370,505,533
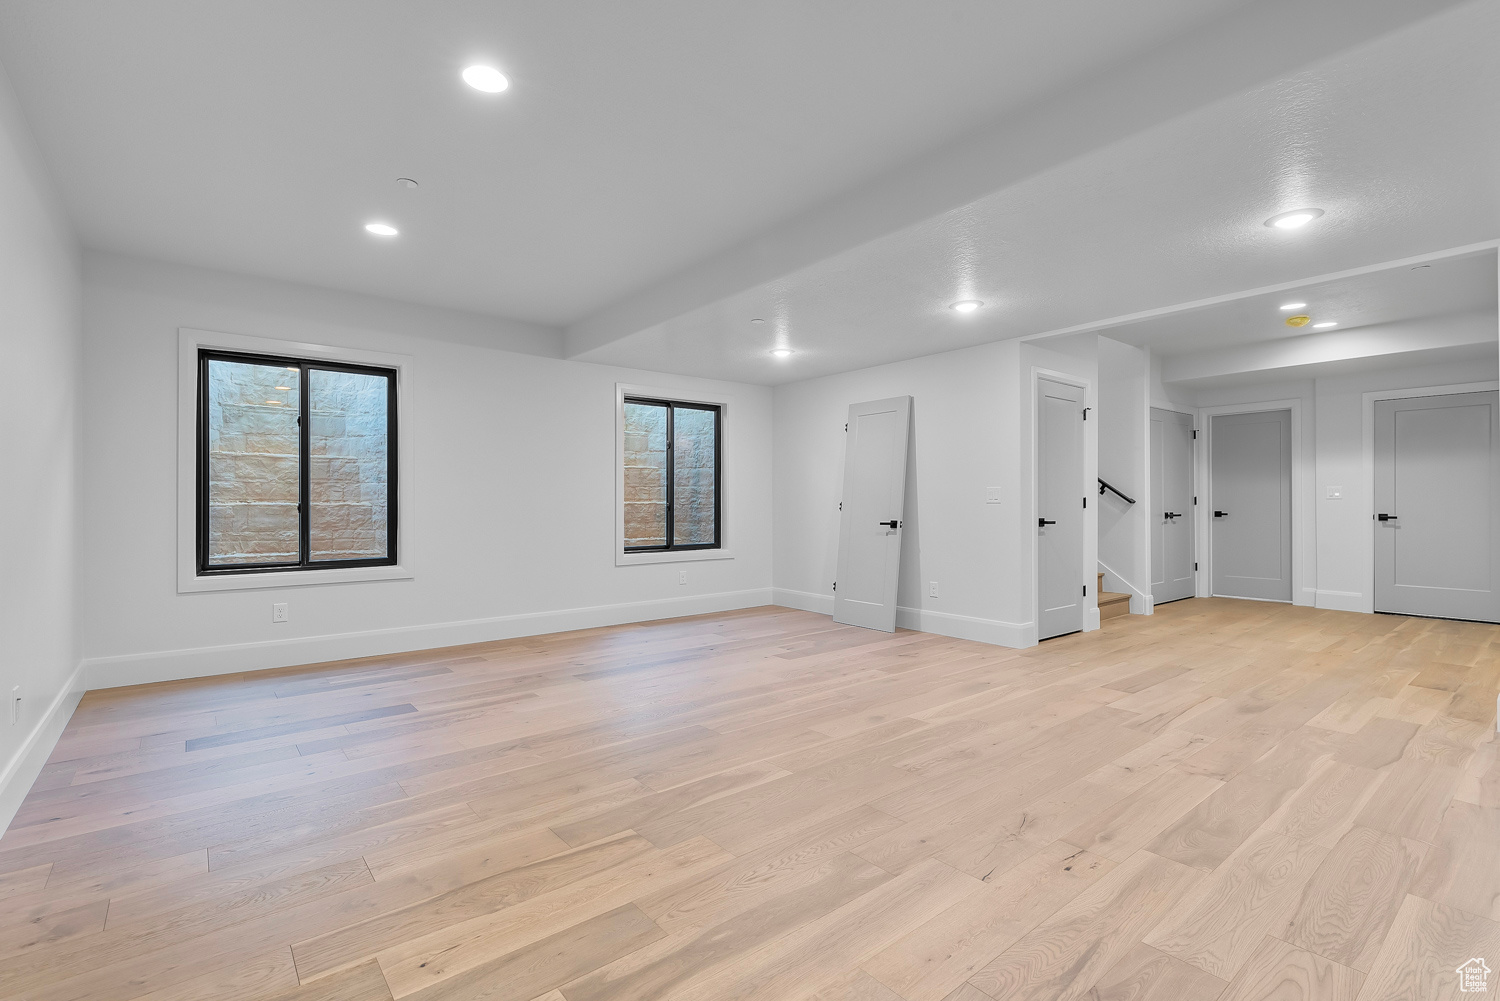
1374,391,1500,623
1037,378,1086,640
833,396,912,631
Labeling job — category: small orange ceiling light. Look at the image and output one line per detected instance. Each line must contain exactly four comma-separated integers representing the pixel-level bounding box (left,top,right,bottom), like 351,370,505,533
1285,315,1311,327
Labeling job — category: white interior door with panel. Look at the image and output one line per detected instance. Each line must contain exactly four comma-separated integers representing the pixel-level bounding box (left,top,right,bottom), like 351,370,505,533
1374,390,1500,623
1210,409,1292,602
833,396,912,631
1037,378,1086,640
1150,407,1195,604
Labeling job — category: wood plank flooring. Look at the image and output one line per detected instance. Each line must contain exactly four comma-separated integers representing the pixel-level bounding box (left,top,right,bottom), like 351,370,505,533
2,599,1497,1001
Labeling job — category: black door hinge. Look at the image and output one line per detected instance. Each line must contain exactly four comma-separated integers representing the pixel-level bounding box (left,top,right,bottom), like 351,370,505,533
1083,584,1087,596
838,502,842,510
844,422,848,432
1194,562,1199,571
1193,496,1198,504
1083,497,1087,508
832,581,837,591
1082,407,1090,421
1192,429,1199,439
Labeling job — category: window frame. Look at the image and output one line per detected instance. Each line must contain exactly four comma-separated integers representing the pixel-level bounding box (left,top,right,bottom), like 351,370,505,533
614,383,734,567
621,395,722,554
177,328,412,594
196,348,400,576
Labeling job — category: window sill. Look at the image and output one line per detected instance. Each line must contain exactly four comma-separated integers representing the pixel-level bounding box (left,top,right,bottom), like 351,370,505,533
616,549,735,567
178,564,413,594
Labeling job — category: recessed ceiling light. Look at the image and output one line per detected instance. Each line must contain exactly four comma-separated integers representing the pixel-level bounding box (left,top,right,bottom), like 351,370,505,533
1312,321,1338,328
950,300,983,313
751,318,765,324
770,348,793,358
397,177,419,189
364,222,398,236
1411,264,1432,271
462,65,509,93
1265,208,1324,230
1279,302,1307,310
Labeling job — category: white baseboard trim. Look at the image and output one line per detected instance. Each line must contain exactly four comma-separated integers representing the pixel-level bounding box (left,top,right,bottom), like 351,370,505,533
772,587,834,615
772,588,1035,648
0,663,84,837
1312,588,1366,613
81,588,776,691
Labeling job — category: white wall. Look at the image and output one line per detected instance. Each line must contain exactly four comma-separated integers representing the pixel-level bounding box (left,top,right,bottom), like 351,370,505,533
1174,377,1317,605
1168,346,1499,613
1312,357,1498,613
773,339,1029,645
0,66,82,827
1097,337,1151,609
772,333,1100,648
79,253,773,687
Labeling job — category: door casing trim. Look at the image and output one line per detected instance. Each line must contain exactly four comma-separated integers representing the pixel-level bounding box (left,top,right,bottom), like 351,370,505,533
1031,367,1095,637
1361,380,1500,616
1196,398,1304,605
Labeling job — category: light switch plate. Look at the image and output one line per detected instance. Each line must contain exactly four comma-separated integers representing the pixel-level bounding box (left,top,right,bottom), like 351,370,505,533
1326,485,1343,499
985,487,1002,504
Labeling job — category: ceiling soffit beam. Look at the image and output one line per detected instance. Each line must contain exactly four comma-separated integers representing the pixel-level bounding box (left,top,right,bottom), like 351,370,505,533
1020,241,1500,347
562,0,1471,359
1161,310,1498,384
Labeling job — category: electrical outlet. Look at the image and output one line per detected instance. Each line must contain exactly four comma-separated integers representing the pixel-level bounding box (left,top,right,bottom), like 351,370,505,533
678,570,687,585
272,602,289,623
9,686,18,725
928,581,939,598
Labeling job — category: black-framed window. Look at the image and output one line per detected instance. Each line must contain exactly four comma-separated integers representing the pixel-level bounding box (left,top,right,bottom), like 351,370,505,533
622,397,720,552
197,349,398,575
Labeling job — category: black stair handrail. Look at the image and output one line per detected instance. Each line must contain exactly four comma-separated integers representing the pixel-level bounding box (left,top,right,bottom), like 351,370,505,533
1098,478,1136,505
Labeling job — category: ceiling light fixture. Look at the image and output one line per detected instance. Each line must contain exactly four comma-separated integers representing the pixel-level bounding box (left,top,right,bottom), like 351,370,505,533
462,65,509,93
397,177,419,189
1312,321,1338,328
1285,315,1311,327
770,348,793,358
1265,208,1324,230
750,318,765,324
950,300,982,313
364,222,398,236
1279,302,1307,310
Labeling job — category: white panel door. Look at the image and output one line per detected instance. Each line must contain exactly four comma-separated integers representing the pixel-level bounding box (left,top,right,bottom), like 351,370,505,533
1210,409,1292,601
1037,378,1086,640
1374,391,1500,623
833,396,912,631
1151,408,1195,604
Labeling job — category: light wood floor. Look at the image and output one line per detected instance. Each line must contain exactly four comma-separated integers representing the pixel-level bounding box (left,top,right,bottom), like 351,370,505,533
2,600,1498,1001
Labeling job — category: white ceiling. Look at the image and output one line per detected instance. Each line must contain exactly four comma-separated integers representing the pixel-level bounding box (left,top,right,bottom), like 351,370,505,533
573,0,1500,382
1101,251,1498,356
0,0,1254,325
0,0,1494,385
